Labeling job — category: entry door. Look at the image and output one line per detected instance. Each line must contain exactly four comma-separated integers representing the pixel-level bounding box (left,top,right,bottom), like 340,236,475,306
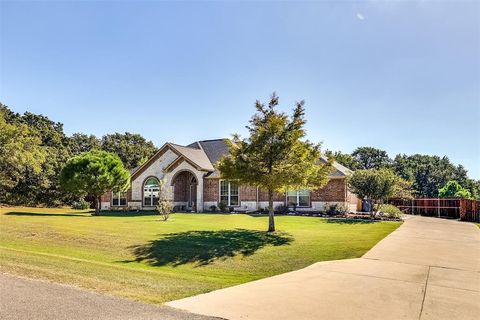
189,184,197,208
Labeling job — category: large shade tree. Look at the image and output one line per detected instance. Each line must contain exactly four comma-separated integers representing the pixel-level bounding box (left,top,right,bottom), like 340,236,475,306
60,150,131,215
218,93,332,232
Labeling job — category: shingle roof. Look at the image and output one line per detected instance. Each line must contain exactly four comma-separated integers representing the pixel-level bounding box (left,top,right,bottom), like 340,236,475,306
168,143,215,171
129,166,141,175
320,156,352,177
170,139,351,178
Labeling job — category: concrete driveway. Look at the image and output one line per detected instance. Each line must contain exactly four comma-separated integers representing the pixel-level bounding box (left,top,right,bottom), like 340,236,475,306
167,216,480,320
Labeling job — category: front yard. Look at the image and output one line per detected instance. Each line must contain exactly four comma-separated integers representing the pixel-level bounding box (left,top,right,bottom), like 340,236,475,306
0,207,401,304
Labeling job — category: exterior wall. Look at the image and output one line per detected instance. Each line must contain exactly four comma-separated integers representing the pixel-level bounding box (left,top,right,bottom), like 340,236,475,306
202,177,356,212
130,148,178,202
203,178,219,202
173,171,189,202
258,189,285,202
311,178,347,202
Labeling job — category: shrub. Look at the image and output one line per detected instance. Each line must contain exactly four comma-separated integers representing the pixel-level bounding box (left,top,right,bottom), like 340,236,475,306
378,204,403,220
156,200,173,221
209,205,217,212
71,199,90,210
218,201,227,213
275,204,289,214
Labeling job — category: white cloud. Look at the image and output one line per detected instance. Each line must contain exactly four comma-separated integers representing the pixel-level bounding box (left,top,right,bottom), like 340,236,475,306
356,13,365,20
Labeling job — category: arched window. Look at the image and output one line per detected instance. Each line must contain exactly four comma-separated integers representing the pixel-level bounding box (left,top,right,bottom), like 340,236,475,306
144,177,160,206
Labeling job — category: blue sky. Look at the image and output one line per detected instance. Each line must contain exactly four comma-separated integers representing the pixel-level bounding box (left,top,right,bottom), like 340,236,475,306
1,1,479,179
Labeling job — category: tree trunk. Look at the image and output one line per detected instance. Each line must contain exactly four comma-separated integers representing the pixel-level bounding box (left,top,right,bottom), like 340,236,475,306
370,199,376,219
94,196,101,216
268,189,275,232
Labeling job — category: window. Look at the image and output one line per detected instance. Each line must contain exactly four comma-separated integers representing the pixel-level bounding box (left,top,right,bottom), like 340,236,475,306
220,180,239,206
287,190,310,207
112,191,127,206
144,177,160,206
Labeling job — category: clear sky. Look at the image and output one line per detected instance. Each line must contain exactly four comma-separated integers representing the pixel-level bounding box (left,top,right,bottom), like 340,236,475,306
1,1,479,179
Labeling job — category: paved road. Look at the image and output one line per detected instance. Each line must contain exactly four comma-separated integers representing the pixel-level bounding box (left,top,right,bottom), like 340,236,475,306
167,216,480,320
0,273,219,320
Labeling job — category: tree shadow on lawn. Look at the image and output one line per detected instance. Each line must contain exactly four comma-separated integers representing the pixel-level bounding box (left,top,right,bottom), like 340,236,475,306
326,218,377,224
123,229,293,267
4,211,89,217
4,211,159,218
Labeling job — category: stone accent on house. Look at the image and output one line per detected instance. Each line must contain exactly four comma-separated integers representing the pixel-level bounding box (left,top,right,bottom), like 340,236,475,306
130,148,178,201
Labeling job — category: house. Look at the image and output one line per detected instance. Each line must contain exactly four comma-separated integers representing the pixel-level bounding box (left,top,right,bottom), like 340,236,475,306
100,139,360,212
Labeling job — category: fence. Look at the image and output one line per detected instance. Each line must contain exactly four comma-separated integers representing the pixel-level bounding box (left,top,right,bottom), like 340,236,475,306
389,198,480,222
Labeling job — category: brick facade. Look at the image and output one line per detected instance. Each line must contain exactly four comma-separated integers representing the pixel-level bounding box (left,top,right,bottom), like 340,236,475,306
311,179,346,202
203,178,219,202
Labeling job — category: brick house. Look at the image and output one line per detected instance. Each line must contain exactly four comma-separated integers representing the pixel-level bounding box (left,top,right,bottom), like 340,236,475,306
100,139,360,212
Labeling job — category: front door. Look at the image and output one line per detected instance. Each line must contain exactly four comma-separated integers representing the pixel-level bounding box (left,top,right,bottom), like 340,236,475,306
189,184,197,210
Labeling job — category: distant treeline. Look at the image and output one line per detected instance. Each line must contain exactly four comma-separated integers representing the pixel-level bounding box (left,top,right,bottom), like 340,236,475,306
325,148,479,199
0,103,157,206
1,102,479,206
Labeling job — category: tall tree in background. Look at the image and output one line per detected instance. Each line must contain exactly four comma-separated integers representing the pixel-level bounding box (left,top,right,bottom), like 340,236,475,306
101,132,157,169
0,109,46,202
69,133,101,155
351,147,392,170
9,111,72,205
60,150,130,215
325,150,360,170
218,93,332,232
392,154,472,198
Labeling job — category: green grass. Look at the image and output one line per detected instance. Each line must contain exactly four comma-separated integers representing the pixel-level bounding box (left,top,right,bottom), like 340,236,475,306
0,207,401,304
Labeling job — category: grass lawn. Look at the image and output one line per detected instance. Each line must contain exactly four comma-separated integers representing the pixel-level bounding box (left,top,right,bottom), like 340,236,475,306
0,207,401,304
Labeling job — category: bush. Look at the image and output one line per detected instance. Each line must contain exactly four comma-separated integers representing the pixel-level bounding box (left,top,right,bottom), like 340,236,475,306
156,200,173,221
378,204,403,219
71,199,90,210
218,201,227,213
209,205,217,212
275,204,289,214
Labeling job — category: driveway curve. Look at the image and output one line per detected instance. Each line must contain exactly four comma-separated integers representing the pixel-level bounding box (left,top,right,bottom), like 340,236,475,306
167,216,480,320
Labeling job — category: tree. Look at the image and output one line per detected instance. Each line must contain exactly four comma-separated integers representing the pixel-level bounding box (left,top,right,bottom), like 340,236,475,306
59,150,130,215
347,168,405,217
155,178,173,221
0,110,46,202
69,133,100,155
101,132,157,169
218,93,332,232
393,154,471,198
352,147,391,170
438,180,472,199
325,150,360,170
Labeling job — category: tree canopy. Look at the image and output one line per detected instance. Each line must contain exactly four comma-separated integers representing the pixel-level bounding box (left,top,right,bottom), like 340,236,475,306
101,132,157,169
348,168,409,217
351,147,392,170
438,180,472,199
218,93,332,232
0,109,46,202
59,150,131,214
